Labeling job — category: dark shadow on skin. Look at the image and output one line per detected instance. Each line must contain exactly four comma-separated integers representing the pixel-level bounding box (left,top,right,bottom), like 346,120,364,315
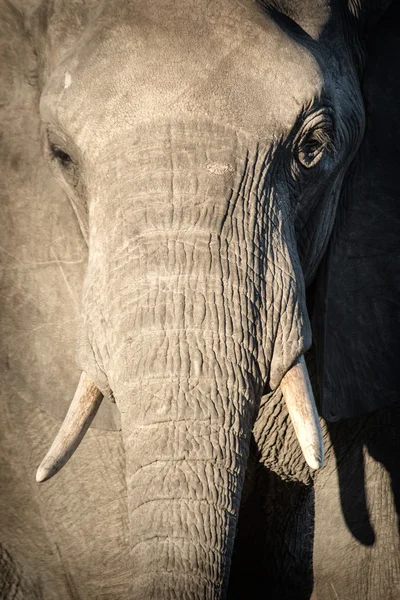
313,0,400,547
260,0,377,551
266,0,400,551
326,419,375,546
325,403,400,544
258,3,319,48
228,435,315,600
365,406,400,537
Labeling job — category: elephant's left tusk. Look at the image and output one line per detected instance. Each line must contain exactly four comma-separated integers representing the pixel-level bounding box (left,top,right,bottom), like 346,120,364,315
280,356,324,470
36,372,103,483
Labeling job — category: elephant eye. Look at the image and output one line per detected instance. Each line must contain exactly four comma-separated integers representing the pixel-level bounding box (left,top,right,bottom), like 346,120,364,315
49,143,73,167
296,111,335,169
45,133,81,190
297,129,333,168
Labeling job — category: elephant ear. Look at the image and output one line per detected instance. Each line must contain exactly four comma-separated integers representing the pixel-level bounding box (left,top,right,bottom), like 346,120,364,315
313,2,400,422
0,2,120,431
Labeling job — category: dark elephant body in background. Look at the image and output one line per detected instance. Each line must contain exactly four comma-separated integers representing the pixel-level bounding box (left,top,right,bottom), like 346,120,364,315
1,1,400,599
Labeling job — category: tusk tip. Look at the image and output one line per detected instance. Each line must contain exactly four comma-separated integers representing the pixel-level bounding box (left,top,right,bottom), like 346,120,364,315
35,468,47,483
36,461,55,483
306,455,324,470
304,446,324,470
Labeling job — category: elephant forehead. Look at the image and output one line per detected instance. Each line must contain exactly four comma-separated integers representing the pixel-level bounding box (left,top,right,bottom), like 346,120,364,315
41,0,324,145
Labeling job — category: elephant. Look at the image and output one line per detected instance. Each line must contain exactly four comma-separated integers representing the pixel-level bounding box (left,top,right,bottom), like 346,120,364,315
1,0,400,598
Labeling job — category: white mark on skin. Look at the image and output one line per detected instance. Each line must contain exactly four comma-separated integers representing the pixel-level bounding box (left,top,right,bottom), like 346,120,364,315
206,162,234,175
50,247,80,313
0,244,83,266
330,583,339,599
64,72,72,89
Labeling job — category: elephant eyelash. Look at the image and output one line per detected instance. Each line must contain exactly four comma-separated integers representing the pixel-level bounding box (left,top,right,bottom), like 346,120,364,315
296,121,336,169
304,127,335,153
45,132,83,194
49,143,73,167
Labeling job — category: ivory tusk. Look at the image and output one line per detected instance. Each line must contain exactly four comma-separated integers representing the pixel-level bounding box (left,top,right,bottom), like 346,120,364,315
280,356,324,470
36,372,103,483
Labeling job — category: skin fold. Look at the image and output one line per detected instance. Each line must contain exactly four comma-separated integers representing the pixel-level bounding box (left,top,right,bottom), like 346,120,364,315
1,0,399,598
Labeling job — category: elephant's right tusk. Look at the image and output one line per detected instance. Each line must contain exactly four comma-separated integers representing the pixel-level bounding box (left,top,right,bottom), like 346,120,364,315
280,356,324,470
36,372,103,483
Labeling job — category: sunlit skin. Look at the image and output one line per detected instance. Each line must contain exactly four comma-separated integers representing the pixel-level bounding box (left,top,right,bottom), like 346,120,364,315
1,1,400,599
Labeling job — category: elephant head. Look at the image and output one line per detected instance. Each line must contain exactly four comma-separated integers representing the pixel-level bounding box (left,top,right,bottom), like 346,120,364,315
32,1,392,597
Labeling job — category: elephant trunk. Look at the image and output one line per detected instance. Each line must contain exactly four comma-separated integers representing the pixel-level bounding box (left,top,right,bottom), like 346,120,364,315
37,123,319,598
100,224,264,597
118,329,259,598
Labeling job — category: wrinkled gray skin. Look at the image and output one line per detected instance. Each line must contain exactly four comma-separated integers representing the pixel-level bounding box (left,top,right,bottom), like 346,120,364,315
1,0,400,599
